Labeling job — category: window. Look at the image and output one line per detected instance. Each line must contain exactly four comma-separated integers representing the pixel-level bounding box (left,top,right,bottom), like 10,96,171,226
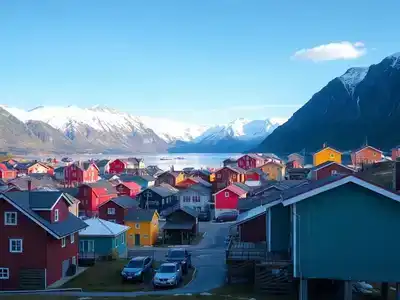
0,268,9,279
143,234,149,239
70,233,75,244
373,152,377,157
80,240,95,253
72,256,76,266
54,209,59,222
107,208,116,215
224,192,229,197
330,153,335,158
61,237,66,248
233,174,236,179
183,196,191,202
192,196,200,203
9,239,23,253
4,212,17,225
217,174,221,179
135,223,140,229
331,170,338,175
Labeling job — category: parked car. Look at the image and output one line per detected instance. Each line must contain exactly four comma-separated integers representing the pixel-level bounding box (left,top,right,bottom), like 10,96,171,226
153,262,182,288
215,211,238,222
165,248,192,274
121,256,153,282
198,210,211,222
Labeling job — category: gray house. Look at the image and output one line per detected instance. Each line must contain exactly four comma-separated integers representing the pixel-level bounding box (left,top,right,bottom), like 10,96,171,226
177,183,212,212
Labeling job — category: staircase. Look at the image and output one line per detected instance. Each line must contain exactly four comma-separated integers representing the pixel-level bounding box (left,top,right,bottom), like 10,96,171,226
254,262,294,294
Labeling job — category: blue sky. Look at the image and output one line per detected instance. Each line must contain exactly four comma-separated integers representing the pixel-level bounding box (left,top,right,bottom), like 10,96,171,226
1,0,399,125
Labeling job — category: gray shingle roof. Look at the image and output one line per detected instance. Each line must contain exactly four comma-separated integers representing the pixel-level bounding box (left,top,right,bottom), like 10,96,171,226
85,180,117,194
179,184,211,196
27,191,64,209
112,196,138,209
2,191,87,238
149,185,178,198
95,159,110,168
125,209,156,222
139,175,156,182
59,187,79,198
164,206,199,218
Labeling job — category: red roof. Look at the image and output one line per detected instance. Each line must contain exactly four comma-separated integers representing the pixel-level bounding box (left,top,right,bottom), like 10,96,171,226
0,163,9,171
119,181,141,190
216,184,247,196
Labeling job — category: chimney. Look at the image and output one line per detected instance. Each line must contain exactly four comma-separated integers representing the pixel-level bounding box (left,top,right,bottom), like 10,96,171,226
394,158,400,192
323,142,327,148
27,179,32,192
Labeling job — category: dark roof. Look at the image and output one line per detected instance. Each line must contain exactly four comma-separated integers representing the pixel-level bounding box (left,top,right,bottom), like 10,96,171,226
54,166,65,172
311,161,351,171
164,206,199,218
139,175,155,182
8,177,59,191
125,209,156,222
111,196,138,209
96,159,110,168
287,168,311,174
179,184,211,196
58,187,79,197
162,222,194,230
233,182,253,192
85,180,117,194
2,191,87,238
147,185,178,198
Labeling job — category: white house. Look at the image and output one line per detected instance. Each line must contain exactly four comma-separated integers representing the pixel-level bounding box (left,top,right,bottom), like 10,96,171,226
177,184,211,212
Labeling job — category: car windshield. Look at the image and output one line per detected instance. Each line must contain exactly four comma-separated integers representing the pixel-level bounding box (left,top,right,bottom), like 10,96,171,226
159,265,176,273
168,250,185,258
126,260,143,268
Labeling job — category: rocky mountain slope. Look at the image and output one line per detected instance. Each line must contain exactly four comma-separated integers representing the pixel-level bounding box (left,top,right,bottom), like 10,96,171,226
256,53,400,154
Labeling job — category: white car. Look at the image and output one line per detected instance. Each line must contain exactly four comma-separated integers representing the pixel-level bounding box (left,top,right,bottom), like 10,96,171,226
153,262,182,288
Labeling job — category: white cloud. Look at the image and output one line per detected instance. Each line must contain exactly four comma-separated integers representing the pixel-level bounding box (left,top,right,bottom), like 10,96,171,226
292,41,367,62
228,104,301,111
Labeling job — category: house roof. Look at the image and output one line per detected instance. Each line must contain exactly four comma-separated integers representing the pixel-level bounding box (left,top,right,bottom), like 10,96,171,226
1,192,87,239
314,146,342,156
281,175,400,206
139,175,155,182
244,154,264,160
125,209,157,222
192,177,212,187
110,196,138,209
233,182,253,192
8,177,59,191
162,222,194,230
215,184,247,197
235,204,267,226
217,166,246,174
54,166,65,172
96,159,111,168
164,206,199,218
311,161,355,172
118,181,141,190
354,145,383,154
261,160,284,168
287,168,311,174
79,218,129,237
58,187,79,198
146,184,179,198
0,163,14,171
26,191,65,209
223,158,237,163
179,184,211,196
84,180,117,194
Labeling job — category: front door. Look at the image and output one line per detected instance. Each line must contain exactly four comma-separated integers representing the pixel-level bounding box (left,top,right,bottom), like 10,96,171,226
62,259,70,277
134,234,141,246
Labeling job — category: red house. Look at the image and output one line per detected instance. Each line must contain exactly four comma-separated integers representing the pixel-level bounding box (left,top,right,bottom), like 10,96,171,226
98,196,139,224
0,191,87,290
213,166,246,192
311,161,355,180
237,154,265,170
64,162,99,187
245,168,265,182
214,184,248,218
0,163,17,180
115,181,141,197
108,159,126,174
392,146,400,161
235,205,266,243
351,145,383,166
77,181,118,217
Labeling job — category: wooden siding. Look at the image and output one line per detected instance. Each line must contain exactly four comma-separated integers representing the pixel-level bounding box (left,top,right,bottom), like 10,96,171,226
79,233,127,258
239,214,266,243
270,205,291,253
313,148,342,166
352,147,383,166
98,201,126,224
312,164,354,180
294,183,400,282
126,213,159,247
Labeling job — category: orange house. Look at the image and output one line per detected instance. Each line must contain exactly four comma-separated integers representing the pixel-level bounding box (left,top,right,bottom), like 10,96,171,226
313,146,342,166
351,146,383,166
260,161,285,181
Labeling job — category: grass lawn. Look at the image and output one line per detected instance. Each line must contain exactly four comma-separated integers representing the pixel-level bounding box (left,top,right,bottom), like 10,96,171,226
60,259,195,292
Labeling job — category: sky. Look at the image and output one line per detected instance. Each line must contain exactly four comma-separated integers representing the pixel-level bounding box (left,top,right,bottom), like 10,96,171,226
1,0,400,126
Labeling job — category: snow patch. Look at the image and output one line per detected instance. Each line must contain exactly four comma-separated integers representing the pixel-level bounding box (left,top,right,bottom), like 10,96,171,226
339,67,369,96
388,52,400,69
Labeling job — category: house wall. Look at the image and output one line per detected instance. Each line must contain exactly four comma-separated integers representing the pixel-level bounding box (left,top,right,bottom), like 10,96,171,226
109,159,126,174
288,154,304,166
179,189,210,212
239,214,266,242
68,201,79,217
28,164,49,174
294,183,400,282
392,149,400,161
313,164,354,180
270,205,291,252
126,214,159,247
313,148,342,166
237,156,257,170
261,163,284,180
98,201,125,224
0,170,17,180
79,233,127,258
352,148,383,165
245,172,260,181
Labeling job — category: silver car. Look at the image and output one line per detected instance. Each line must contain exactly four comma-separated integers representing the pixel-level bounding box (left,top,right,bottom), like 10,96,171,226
153,262,182,288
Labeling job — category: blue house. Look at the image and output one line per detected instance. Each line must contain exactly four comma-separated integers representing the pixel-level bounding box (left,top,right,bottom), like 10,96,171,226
230,174,400,299
79,217,129,259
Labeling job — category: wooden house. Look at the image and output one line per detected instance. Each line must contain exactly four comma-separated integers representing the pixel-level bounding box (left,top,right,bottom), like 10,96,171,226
98,196,139,224
392,146,400,161
26,162,52,174
162,207,199,245
237,154,265,170
176,177,212,189
245,168,266,182
155,171,185,187
0,191,87,290
189,169,211,182
79,218,129,259
137,184,179,212
286,168,310,180
260,161,285,181
125,209,159,247
177,183,212,212
0,163,17,180
64,162,99,186
108,158,145,175
77,181,118,217
313,146,342,166
351,145,383,166
310,161,355,180
115,181,141,198
95,159,111,175
214,184,248,218
54,166,65,182
213,166,246,192
287,153,305,166
223,158,238,168
108,159,126,174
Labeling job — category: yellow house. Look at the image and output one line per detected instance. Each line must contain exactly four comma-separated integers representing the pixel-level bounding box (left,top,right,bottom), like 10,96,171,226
313,146,342,166
261,161,285,181
125,209,159,247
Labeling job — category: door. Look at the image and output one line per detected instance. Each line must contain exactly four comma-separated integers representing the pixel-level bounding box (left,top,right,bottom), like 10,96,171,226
80,240,95,254
134,234,141,246
62,259,70,277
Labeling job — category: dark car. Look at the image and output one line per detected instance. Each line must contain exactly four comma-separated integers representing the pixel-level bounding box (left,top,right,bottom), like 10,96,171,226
121,256,153,282
198,210,211,222
215,211,238,222
165,248,192,274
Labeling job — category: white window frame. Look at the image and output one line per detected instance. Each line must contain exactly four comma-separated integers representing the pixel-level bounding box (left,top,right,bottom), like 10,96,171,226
70,233,75,244
54,209,59,222
225,192,229,197
0,268,9,279
4,212,17,226
9,239,23,253
331,170,338,175
107,208,116,215
135,223,140,229
121,233,125,244
61,237,66,248
72,256,76,266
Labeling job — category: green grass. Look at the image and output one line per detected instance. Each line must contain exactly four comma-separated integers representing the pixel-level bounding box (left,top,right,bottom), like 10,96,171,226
61,259,195,292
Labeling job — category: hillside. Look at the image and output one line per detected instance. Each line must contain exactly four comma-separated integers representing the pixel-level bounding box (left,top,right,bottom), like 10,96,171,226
256,53,400,154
